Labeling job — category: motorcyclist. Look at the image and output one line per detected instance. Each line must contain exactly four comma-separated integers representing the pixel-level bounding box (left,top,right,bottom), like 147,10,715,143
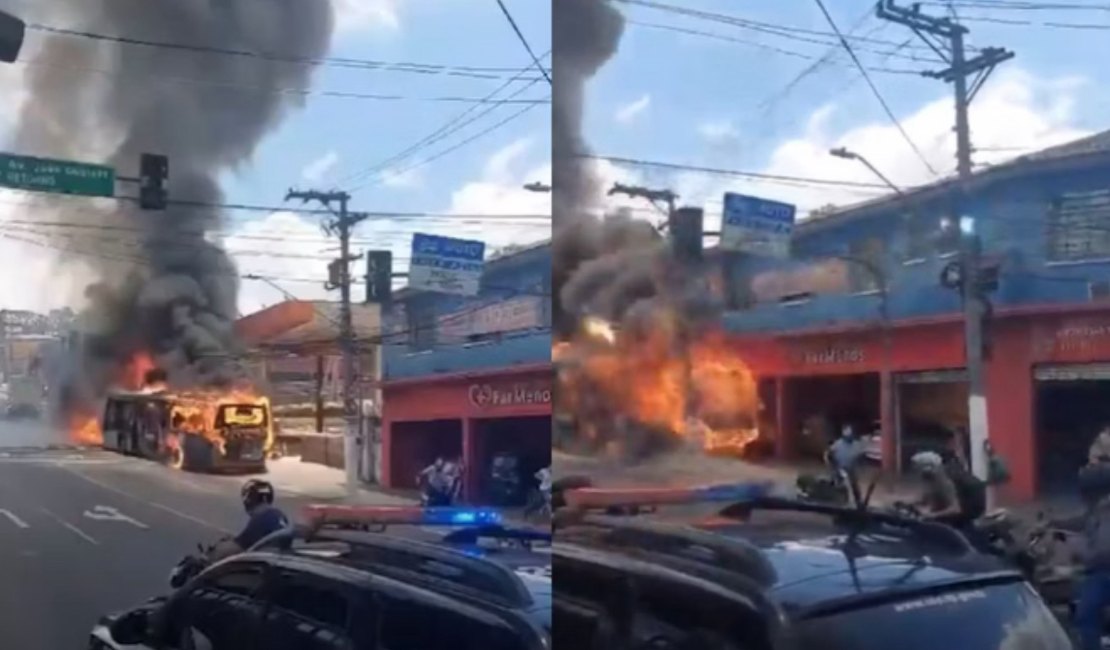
207,479,290,562
825,424,864,506
908,451,966,526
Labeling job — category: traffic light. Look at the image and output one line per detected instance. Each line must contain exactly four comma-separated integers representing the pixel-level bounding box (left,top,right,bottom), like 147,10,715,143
669,207,704,263
365,250,392,308
139,153,168,210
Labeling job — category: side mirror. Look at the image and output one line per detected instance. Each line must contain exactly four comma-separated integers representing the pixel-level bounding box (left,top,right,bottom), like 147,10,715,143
109,609,149,645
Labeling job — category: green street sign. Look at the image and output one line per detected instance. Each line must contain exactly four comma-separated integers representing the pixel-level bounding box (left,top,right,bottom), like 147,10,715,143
0,153,115,198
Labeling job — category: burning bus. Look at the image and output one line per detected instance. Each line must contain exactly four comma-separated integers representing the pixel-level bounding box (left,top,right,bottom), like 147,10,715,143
100,388,273,472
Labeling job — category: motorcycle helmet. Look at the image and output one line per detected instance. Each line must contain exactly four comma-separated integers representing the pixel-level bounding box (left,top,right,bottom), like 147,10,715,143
241,479,275,512
911,451,943,475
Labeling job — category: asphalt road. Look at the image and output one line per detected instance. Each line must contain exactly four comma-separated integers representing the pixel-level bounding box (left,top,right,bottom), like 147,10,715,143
0,419,414,649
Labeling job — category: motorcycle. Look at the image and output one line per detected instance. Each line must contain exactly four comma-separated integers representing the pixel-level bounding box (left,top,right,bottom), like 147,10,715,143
796,471,849,506
169,541,216,589
490,454,522,507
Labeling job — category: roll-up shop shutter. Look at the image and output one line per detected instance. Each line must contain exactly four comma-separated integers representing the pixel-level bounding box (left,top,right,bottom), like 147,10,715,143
1034,363,1110,381
896,369,969,384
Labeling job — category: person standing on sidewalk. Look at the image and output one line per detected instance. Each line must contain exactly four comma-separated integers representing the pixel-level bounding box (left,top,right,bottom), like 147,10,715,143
1048,487,1110,650
826,424,865,507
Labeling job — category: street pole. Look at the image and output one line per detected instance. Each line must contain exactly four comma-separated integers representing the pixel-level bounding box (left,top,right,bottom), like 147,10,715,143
285,189,367,491
877,1,1013,484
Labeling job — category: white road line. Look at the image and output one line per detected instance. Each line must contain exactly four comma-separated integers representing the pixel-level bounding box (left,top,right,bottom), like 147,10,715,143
0,508,29,529
57,464,229,534
84,505,150,529
40,508,99,545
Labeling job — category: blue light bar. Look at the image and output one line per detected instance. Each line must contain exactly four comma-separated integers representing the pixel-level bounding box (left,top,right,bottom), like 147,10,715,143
422,507,503,526
694,482,775,503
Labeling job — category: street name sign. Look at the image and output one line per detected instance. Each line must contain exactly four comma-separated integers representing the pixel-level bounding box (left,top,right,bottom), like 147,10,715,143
409,233,485,297
0,153,115,198
721,192,796,258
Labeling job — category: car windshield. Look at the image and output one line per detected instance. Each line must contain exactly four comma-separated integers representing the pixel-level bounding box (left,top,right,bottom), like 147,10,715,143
795,581,1071,650
217,404,266,427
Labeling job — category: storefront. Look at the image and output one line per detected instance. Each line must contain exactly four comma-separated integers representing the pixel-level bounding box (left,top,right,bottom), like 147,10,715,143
381,363,552,504
735,305,1110,502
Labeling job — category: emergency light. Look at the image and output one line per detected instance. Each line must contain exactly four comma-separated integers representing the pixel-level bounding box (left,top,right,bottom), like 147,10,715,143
304,505,502,528
564,481,775,510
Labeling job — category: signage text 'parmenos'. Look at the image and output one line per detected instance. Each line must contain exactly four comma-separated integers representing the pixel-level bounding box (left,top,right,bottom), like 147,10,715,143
468,383,552,408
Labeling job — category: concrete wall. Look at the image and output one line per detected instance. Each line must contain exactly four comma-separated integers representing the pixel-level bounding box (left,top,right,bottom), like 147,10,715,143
723,160,1110,334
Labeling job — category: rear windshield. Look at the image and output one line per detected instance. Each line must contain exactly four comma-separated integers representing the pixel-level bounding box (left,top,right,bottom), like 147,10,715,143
795,581,1071,650
217,404,267,427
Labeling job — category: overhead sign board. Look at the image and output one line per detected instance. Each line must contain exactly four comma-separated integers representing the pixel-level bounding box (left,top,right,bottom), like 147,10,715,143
409,233,485,297
721,192,796,258
0,153,115,198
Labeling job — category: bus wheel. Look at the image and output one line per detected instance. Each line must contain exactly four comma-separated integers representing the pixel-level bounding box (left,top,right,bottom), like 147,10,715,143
168,445,184,470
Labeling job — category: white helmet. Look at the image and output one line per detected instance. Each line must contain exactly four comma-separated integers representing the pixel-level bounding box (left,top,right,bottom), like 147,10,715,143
911,451,943,473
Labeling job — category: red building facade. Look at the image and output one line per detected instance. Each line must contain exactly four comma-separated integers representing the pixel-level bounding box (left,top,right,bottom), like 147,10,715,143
381,363,552,502
733,303,1110,502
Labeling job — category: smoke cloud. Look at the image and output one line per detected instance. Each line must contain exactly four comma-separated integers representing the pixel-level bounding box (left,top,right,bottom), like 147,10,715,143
11,1,334,419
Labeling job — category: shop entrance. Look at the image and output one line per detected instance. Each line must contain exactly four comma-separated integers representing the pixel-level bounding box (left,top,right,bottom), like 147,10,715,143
388,419,463,490
1035,364,1110,495
896,370,969,473
789,373,880,461
474,416,551,506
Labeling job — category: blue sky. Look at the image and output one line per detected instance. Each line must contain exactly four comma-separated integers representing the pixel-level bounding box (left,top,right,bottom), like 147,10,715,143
0,0,553,314
580,0,1110,227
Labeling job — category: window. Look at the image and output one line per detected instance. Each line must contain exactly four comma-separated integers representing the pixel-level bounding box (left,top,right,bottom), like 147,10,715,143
208,567,265,596
903,212,933,261
269,570,350,629
377,598,529,650
1047,191,1110,262
161,564,266,650
847,238,885,293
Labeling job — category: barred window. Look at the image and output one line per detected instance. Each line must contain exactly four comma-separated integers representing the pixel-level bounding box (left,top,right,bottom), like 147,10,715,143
903,212,933,261
848,238,885,293
1047,191,1110,262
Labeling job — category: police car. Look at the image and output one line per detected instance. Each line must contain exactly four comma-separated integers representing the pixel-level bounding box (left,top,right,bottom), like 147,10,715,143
554,483,1072,650
90,506,550,650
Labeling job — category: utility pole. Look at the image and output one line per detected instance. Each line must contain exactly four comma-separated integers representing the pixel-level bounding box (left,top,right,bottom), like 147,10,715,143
285,189,367,491
877,1,1013,484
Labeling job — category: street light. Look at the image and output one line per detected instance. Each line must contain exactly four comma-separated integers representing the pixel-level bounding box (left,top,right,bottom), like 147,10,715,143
829,147,904,196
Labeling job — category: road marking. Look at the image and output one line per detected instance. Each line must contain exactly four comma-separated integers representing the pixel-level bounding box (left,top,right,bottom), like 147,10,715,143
83,505,149,529
40,508,99,545
57,464,229,534
0,508,28,528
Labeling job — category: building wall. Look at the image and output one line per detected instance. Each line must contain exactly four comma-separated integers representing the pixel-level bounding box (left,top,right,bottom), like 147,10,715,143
385,243,552,380
723,160,1110,334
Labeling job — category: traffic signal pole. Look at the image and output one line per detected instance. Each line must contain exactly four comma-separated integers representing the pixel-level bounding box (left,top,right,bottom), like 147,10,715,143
877,1,1012,484
286,189,367,492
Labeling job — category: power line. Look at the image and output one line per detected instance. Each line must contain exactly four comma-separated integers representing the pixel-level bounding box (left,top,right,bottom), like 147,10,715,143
813,0,940,177
583,154,893,191
24,22,548,81
347,96,549,193
627,19,926,73
333,54,548,189
14,56,549,106
494,0,551,85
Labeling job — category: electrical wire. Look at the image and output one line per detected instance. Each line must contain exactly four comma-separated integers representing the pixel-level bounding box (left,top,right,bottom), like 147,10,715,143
24,22,548,81
813,0,940,177
333,54,549,189
346,96,549,193
494,0,551,85
13,56,549,106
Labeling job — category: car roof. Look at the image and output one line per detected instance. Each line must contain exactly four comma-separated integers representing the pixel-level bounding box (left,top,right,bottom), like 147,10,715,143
557,491,1021,615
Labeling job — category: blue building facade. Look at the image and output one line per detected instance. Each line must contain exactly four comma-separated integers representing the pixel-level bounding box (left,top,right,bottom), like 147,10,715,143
384,242,552,380
721,132,1110,333
714,131,1110,501
379,242,552,500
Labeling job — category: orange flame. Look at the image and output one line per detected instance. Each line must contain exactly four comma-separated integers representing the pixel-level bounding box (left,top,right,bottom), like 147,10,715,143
69,414,103,446
555,315,760,456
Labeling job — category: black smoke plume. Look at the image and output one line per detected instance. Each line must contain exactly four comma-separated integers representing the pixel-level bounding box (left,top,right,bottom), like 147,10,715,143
8,1,334,420
551,0,669,335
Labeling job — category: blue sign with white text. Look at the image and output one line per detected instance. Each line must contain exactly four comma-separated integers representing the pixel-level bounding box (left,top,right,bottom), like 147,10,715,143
409,233,487,297
721,193,796,257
